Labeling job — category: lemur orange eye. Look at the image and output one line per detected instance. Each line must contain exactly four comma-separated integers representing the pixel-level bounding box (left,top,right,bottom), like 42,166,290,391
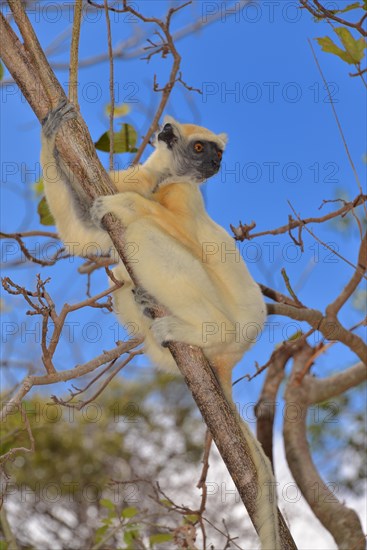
194,142,204,153
217,150,223,160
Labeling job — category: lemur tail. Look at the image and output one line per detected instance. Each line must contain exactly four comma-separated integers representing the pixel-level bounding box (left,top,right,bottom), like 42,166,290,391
216,367,281,550
236,412,281,549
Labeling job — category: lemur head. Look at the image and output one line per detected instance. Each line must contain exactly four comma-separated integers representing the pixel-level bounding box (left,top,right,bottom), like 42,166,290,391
151,115,227,184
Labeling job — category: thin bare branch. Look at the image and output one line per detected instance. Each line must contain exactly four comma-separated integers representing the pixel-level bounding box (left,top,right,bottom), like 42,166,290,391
259,283,304,309
115,0,190,164
300,0,367,37
104,0,115,171
307,39,366,207
232,194,366,241
0,339,142,422
0,231,68,266
326,231,367,317
0,404,35,465
68,0,82,107
288,201,367,278
280,268,305,307
52,349,143,410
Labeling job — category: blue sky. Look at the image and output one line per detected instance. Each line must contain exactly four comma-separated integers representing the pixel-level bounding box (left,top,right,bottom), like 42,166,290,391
1,0,366,404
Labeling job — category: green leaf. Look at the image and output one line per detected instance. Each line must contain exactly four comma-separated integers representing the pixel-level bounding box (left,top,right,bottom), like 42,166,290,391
121,506,138,518
33,177,44,197
105,102,131,118
95,524,109,541
94,123,137,154
286,330,303,342
149,533,173,547
184,514,199,524
327,2,362,14
100,498,115,511
123,529,139,545
0,62,4,82
316,36,350,62
38,197,55,226
317,35,357,64
340,2,363,12
334,27,366,63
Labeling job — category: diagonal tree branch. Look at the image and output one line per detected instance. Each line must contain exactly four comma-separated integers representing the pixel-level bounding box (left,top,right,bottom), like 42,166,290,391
306,361,367,404
326,231,367,317
266,302,367,365
254,345,293,468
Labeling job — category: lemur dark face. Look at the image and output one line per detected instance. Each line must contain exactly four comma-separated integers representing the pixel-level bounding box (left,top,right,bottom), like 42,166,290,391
158,122,224,182
187,139,223,180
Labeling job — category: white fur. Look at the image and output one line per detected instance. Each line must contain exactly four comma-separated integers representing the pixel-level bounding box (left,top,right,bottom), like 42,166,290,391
41,114,281,549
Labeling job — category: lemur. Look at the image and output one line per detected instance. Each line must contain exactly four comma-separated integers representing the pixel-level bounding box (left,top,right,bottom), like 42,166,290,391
41,100,281,550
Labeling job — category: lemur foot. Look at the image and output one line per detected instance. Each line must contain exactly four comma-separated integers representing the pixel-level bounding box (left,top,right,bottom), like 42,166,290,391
42,99,77,139
151,316,178,347
132,287,158,319
90,196,114,228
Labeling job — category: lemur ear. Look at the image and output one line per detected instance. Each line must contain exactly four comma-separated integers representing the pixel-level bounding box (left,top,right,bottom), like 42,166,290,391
217,133,228,147
163,115,179,126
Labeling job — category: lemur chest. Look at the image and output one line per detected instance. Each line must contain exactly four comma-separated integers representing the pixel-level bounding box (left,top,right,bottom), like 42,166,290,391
152,189,238,268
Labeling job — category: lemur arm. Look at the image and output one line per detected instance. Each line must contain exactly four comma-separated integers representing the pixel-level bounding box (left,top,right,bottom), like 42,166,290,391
41,101,158,256
40,102,111,255
110,165,158,196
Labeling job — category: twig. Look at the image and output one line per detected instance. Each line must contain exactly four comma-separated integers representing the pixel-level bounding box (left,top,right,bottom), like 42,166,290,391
300,0,367,37
280,268,305,307
118,0,193,165
52,349,143,410
2,275,123,373
0,231,68,266
307,39,366,212
68,0,82,107
0,506,19,549
104,0,114,171
0,230,59,238
288,201,367,279
326,231,367,317
27,1,251,73
259,283,304,309
231,194,367,241
0,339,142,422
0,404,35,465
